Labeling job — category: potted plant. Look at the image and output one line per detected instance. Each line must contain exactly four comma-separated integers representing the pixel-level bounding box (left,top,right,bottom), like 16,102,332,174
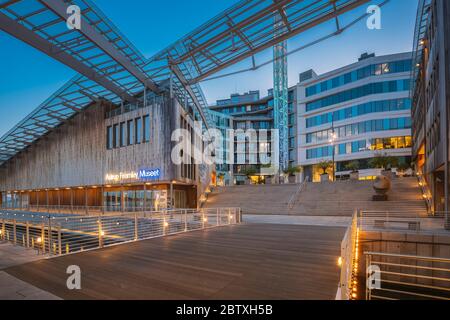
345,161,360,181
217,173,225,186
242,167,257,185
283,166,302,184
369,153,398,178
317,161,333,182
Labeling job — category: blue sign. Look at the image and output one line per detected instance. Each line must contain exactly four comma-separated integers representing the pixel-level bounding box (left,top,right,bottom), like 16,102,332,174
138,168,161,181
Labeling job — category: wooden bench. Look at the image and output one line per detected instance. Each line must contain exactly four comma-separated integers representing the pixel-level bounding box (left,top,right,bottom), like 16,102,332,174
374,219,421,231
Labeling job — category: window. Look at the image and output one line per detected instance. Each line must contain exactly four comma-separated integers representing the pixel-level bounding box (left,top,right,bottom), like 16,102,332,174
135,117,142,144
306,79,411,112
143,115,150,142
113,124,119,148
107,126,113,150
120,122,126,147
127,120,134,145
304,60,412,97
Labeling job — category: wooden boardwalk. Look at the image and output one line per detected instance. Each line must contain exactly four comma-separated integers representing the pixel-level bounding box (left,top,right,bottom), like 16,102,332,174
4,223,345,300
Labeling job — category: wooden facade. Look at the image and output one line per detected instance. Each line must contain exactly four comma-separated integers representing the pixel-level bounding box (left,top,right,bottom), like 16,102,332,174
0,95,211,209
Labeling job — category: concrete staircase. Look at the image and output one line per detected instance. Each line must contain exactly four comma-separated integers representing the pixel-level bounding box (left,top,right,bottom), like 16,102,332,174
291,177,428,216
204,184,299,215
203,177,428,217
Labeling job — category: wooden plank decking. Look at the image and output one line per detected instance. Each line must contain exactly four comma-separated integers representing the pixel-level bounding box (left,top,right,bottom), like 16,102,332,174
4,223,345,300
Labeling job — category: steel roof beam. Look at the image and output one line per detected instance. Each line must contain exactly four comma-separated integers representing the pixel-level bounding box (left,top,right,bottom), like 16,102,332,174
0,12,135,102
169,64,209,128
189,0,370,83
38,0,160,94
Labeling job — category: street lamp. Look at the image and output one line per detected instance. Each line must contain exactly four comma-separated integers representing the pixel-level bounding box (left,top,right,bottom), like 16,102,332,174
329,128,337,182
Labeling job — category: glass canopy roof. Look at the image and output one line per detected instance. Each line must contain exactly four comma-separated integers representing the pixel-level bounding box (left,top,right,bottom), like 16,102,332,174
0,0,370,166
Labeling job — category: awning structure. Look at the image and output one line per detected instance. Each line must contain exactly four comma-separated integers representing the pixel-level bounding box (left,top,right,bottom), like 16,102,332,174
0,0,371,166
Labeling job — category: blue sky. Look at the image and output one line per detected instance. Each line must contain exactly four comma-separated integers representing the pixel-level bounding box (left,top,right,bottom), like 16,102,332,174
0,0,418,136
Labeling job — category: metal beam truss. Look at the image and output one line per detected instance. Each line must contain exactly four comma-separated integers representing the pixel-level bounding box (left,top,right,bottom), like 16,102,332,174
273,13,289,172
0,0,370,166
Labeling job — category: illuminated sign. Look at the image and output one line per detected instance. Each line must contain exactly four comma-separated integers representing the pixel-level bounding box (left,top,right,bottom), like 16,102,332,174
105,168,160,183
138,168,161,180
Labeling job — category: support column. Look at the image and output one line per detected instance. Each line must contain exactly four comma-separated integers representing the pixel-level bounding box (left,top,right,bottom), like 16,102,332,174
143,184,147,214
70,189,74,214
85,187,88,215
101,186,105,215
58,190,61,213
121,185,125,214
169,182,174,209
46,189,49,211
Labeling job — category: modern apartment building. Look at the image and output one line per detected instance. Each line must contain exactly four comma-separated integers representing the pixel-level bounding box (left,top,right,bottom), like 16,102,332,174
297,52,413,182
412,0,450,213
209,90,297,185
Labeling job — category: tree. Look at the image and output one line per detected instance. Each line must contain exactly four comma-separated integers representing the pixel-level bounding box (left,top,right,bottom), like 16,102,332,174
397,162,411,172
345,161,360,173
317,161,333,175
283,165,302,177
243,167,257,178
369,153,390,169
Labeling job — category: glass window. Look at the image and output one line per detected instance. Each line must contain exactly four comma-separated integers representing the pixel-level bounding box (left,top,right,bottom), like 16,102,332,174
143,115,150,142
107,126,113,149
113,124,119,148
135,118,142,144
127,120,134,145
120,122,126,147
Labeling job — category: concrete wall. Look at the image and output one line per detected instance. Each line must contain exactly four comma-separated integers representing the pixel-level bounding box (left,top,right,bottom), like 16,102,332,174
0,96,192,191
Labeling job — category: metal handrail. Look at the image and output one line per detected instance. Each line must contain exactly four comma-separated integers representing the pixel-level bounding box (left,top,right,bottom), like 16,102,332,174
417,174,433,215
365,251,450,300
360,210,449,232
0,207,242,256
287,176,309,210
338,210,359,300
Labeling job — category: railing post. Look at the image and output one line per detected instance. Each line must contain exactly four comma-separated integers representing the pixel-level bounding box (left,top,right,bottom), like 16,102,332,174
216,208,219,226
58,225,62,255
41,223,45,254
1,219,4,241
48,216,53,255
184,209,188,232
98,218,104,248
202,210,205,229
26,222,30,248
163,211,167,236
13,219,16,245
134,213,138,241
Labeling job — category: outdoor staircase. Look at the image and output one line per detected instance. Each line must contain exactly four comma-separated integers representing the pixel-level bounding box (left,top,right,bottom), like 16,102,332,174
290,177,428,216
204,184,299,215
203,177,428,217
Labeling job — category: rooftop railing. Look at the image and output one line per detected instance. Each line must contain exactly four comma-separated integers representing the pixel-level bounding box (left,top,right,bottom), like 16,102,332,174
365,252,450,300
0,208,241,256
360,210,450,233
